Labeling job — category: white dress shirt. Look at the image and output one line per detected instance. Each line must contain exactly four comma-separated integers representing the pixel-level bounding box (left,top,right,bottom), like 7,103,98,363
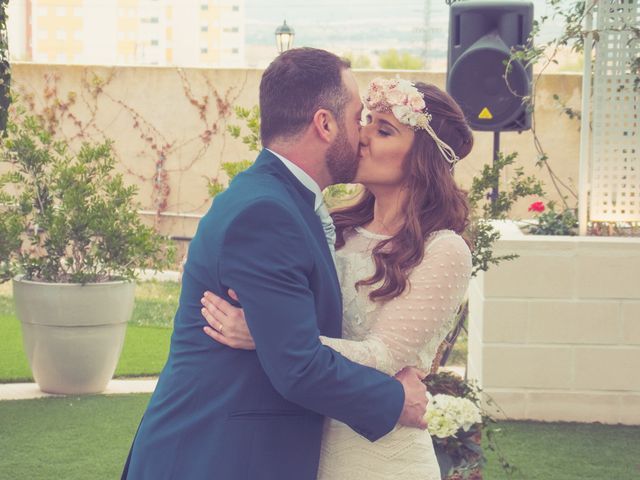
266,148,336,263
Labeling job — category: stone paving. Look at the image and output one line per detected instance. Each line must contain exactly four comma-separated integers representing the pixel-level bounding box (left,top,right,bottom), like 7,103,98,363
0,377,157,401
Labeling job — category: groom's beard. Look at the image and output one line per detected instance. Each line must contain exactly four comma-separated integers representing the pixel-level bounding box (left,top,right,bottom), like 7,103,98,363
326,126,359,185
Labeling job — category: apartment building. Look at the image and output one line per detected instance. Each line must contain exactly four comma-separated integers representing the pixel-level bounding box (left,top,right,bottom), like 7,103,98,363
7,0,245,66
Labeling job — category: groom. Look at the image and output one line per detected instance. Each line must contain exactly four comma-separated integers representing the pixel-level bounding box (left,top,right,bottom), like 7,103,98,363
122,48,427,480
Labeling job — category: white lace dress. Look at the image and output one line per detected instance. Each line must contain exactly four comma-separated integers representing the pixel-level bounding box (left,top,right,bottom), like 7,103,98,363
317,226,472,480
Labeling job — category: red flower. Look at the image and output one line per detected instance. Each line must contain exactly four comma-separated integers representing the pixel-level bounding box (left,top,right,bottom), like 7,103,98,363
528,201,545,213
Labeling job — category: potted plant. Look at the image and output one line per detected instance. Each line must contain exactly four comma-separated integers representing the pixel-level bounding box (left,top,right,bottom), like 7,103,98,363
0,108,174,394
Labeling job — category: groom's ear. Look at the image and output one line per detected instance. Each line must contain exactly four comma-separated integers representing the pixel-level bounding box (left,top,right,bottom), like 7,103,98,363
311,108,338,143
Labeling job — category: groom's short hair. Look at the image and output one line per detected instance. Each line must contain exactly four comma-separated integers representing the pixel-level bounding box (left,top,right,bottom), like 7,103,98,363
259,47,351,146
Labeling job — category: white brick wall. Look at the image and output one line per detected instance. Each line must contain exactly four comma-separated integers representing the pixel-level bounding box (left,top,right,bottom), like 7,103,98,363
468,221,640,424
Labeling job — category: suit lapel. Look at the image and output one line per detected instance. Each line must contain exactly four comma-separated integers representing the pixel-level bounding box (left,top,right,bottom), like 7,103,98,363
248,150,340,286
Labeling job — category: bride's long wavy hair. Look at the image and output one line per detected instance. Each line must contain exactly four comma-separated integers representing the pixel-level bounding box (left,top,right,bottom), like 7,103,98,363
332,82,473,303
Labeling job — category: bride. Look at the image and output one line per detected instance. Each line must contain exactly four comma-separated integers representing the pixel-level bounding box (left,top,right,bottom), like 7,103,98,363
200,77,473,479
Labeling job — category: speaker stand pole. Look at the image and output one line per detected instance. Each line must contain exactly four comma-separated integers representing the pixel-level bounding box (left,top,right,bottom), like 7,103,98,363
492,130,500,207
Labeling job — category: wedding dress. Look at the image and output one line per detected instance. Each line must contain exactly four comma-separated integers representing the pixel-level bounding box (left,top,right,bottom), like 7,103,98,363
317,226,472,480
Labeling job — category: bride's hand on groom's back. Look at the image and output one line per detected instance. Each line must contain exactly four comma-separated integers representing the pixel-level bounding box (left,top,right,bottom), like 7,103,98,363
201,290,256,350
395,367,429,430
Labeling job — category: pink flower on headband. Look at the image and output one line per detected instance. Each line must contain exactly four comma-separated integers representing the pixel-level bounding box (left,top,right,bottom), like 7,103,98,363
409,94,426,111
386,87,406,106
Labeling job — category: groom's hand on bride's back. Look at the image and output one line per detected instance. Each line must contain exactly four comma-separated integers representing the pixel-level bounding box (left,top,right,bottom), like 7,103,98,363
394,367,429,430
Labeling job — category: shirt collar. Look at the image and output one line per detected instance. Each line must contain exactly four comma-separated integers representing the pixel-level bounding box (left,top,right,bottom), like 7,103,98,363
266,148,324,211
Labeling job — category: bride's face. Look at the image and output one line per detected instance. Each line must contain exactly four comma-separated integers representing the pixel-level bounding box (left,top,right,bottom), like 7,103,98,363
354,111,415,187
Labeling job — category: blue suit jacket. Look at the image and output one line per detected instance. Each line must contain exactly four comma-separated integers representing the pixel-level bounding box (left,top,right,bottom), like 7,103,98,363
123,149,404,479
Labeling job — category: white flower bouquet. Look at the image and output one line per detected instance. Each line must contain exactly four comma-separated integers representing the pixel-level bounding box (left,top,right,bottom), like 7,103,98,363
425,393,483,439
424,372,486,479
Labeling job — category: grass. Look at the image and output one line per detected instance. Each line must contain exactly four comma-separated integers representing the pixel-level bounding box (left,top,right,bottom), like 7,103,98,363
483,421,640,479
0,281,179,382
0,394,149,480
127,280,180,328
1,394,638,480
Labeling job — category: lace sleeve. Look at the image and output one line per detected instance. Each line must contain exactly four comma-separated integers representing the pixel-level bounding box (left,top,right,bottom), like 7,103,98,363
320,233,472,376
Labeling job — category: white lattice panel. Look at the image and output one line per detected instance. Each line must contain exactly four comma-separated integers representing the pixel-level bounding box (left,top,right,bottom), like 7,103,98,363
589,0,640,221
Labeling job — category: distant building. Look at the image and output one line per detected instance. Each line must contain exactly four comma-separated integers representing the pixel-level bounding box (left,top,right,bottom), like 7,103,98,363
7,0,245,67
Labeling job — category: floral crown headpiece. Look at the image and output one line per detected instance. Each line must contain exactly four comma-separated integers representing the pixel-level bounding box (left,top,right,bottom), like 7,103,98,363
364,77,460,168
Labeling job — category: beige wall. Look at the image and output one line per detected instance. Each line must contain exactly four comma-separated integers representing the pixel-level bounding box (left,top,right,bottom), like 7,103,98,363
9,64,582,238
468,221,640,425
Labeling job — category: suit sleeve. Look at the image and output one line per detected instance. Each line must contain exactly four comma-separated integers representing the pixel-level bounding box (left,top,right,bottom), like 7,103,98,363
219,199,404,442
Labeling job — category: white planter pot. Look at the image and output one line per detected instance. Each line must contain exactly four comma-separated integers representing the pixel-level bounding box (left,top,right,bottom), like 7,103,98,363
467,221,640,425
12,276,135,395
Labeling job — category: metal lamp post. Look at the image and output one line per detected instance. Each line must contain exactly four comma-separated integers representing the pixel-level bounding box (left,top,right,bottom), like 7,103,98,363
275,20,295,53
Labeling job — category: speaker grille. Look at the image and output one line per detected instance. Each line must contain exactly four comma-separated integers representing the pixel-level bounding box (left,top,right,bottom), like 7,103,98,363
449,48,528,131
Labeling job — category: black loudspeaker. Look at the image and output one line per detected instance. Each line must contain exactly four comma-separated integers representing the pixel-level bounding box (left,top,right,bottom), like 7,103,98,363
447,1,533,132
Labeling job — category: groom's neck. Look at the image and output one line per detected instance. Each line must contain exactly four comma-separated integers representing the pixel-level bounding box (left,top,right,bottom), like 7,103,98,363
266,138,330,190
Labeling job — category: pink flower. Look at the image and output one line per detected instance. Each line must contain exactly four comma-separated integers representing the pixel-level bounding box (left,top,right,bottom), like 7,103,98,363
386,88,406,105
528,201,545,213
409,94,426,111
366,90,384,108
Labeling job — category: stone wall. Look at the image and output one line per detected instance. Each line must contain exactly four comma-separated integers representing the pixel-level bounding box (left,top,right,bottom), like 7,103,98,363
468,221,640,424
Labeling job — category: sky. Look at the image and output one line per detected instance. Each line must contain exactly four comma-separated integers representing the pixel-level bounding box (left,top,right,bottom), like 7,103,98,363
244,0,559,43
243,0,563,68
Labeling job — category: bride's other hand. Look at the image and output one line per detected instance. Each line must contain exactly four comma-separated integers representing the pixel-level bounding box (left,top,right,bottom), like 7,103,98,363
201,289,256,350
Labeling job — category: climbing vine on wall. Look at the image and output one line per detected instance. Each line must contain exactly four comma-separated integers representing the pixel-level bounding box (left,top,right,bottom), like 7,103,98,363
14,67,250,221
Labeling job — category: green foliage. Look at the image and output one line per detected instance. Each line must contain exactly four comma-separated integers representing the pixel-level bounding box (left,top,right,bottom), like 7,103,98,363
467,152,544,277
469,152,545,222
0,0,10,133
0,190,23,283
227,105,260,153
209,107,260,198
526,200,578,236
207,179,226,198
552,93,582,121
468,220,518,278
207,159,255,198
222,159,254,179
323,183,359,209
0,110,175,283
378,49,424,70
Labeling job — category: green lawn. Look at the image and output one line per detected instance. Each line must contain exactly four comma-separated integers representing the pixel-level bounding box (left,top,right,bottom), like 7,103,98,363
0,394,638,480
483,421,640,479
0,394,148,480
0,281,179,382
